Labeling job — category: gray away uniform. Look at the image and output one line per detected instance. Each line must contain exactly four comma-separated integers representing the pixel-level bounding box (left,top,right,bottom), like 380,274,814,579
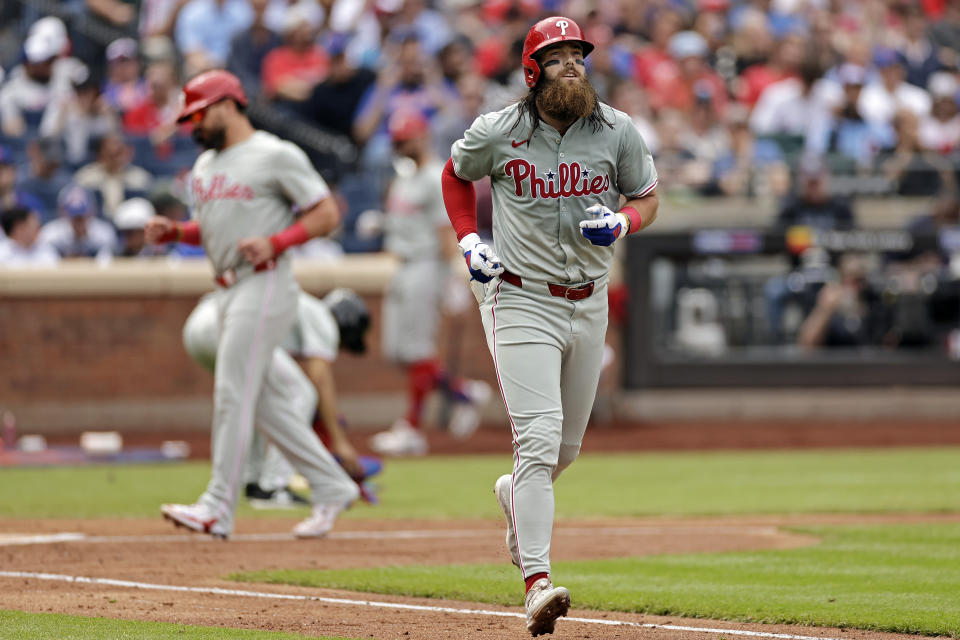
450,104,658,577
190,130,357,533
381,158,449,363
183,291,340,493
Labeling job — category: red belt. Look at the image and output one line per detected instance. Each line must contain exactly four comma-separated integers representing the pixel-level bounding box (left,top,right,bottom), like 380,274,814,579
215,259,277,288
500,270,595,301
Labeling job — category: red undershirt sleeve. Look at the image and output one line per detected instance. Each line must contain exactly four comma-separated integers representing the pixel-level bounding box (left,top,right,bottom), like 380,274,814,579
441,157,477,241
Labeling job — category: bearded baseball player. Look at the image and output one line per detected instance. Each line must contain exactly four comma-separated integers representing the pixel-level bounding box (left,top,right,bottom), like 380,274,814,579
182,288,379,506
145,70,359,538
441,17,659,636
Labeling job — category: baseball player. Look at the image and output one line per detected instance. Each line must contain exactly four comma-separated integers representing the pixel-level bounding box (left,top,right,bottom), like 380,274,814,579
441,17,659,636
145,70,359,538
368,109,490,457
182,288,379,506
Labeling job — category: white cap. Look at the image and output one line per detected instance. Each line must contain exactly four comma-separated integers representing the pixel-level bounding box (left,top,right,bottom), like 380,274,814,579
24,33,60,63
928,71,959,99
113,198,155,230
28,17,68,56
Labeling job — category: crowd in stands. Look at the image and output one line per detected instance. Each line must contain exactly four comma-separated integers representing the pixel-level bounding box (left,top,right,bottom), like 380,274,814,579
3,0,960,268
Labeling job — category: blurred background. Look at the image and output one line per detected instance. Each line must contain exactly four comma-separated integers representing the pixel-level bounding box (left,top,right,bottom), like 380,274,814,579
1,0,960,443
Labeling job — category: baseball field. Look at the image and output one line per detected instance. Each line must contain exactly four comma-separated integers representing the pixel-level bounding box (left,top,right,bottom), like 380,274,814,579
2,424,960,640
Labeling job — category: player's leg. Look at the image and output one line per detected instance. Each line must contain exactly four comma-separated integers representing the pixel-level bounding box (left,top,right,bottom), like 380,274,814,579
190,273,297,534
480,281,565,580
555,283,609,481
255,348,359,535
372,261,439,455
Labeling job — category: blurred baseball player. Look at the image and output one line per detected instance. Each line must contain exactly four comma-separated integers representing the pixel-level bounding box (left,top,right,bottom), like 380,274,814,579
145,70,359,538
182,288,381,506
368,109,490,457
441,17,659,636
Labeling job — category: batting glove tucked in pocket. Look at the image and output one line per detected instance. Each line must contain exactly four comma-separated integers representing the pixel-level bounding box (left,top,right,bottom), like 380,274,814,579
458,232,505,283
579,203,628,247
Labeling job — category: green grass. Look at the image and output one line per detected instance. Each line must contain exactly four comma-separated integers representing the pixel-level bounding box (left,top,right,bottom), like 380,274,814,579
233,523,960,637
2,447,960,519
0,610,360,639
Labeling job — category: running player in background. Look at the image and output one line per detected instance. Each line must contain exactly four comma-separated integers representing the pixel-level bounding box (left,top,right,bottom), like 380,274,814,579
145,70,359,538
367,109,490,457
441,17,659,636
182,288,382,507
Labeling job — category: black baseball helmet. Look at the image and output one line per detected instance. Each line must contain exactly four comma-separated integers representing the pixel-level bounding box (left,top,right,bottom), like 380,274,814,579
324,288,370,354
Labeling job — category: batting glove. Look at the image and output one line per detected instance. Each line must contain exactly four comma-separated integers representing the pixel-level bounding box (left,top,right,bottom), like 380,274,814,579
579,204,628,247
458,232,504,283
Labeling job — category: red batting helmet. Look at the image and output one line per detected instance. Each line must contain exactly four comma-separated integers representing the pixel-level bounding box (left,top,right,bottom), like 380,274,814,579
521,16,594,88
388,109,430,142
176,70,247,123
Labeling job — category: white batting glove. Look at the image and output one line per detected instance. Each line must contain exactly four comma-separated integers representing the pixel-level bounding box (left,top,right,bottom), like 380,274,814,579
580,203,628,247
458,232,504,283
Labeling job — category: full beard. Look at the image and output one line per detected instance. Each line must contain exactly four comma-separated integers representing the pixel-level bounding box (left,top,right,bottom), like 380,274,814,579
536,74,597,123
192,126,226,151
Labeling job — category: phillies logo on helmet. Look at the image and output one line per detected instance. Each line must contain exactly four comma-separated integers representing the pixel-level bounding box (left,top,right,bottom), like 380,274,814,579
521,16,594,88
505,159,610,199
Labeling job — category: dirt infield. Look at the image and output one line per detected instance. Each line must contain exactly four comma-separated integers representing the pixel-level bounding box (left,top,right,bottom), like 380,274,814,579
2,513,958,640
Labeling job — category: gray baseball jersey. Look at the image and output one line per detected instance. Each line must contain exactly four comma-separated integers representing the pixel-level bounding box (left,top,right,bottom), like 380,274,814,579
190,130,330,274
450,102,658,580
185,130,356,535
451,103,657,283
381,159,448,363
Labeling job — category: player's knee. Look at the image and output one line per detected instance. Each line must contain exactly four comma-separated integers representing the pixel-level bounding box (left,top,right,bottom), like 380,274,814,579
552,444,581,481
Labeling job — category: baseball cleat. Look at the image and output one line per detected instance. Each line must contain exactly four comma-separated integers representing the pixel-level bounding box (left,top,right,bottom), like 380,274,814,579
161,503,228,539
369,419,428,457
245,483,310,510
494,474,521,568
292,503,346,538
524,578,570,636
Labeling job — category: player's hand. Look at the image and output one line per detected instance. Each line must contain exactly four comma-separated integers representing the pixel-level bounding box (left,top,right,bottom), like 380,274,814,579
579,203,628,247
332,437,363,479
237,237,276,266
458,232,504,283
144,216,176,244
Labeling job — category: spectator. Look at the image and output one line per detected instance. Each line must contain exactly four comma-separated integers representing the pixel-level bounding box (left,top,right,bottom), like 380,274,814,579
38,184,117,258
735,32,806,107
608,79,659,155
775,157,855,231
0,146,45,216
750,55,837,141
101,197,167,258
123,60,182,139
74,132,154,222
40,73,118,168
712,105,789,198
633,8,684,89
437,36,473,87
72,0,138,70
0,30,64,137
297,34,376,140
16,138,72,222
896,5,942,89
433,72,489,160
140,0,192,39
918,72,960,153
175,0,254,75
858,48,931,130
389,0,453,57
807,63,893,170
880,109,956,197
352,34,452,146
227,0,282,95
653,108,713,195
797,253,891,349
0,206,60,267
649,30,727,118
101,38,148,115
261,5,329,103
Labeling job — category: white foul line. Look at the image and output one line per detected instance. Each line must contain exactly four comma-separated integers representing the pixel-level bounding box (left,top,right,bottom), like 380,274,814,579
0,570,847,640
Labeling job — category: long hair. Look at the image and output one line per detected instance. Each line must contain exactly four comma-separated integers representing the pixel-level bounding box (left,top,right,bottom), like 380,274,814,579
510,82,614,141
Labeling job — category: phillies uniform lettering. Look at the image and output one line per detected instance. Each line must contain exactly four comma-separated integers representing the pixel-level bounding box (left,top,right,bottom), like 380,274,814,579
191,174,255,204
504,159,610,198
